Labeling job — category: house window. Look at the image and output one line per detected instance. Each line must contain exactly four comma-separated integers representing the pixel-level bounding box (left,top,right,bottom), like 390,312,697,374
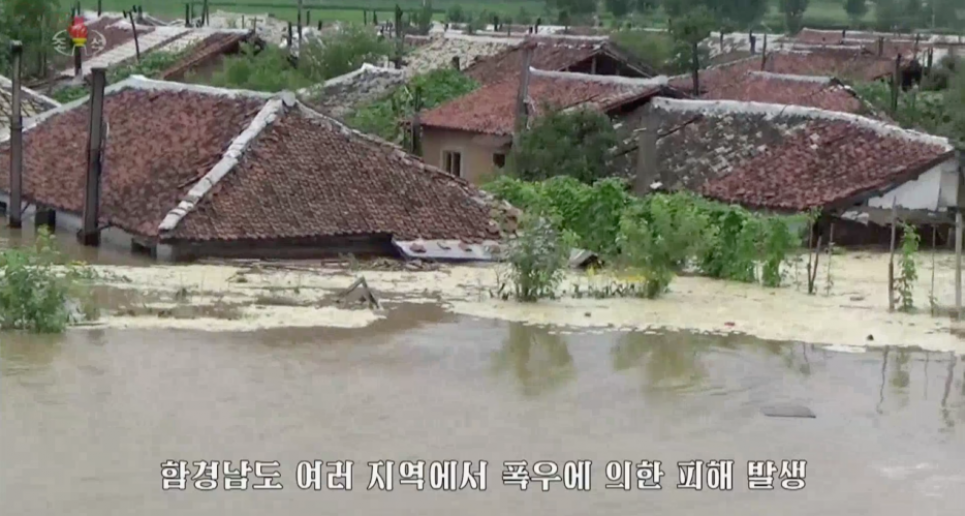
493,153,507,168
443,150,463,177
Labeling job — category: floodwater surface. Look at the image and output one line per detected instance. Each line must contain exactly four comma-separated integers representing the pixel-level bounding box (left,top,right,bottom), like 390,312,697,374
2,229,965,515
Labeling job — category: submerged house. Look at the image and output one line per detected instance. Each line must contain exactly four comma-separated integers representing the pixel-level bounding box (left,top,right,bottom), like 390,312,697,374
419,70,679,183
464,37,656,86
624,97,958,242
0,76,511,261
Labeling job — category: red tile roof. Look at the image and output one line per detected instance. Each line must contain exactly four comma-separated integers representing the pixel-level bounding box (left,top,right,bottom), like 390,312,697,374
703,72,864,114
0,79,505,245
463,38,652,86
169,106,500,242
421,71,666,135
0,86,264,237
647,98,953,211
670,50,895,93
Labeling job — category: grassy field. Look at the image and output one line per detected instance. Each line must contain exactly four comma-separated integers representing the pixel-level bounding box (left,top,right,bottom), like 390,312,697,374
76,0,876,28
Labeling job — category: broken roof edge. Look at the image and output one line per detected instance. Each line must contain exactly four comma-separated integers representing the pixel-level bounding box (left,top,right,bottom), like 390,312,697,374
158,94,294,234
650,97,953,149
530,68,669,86
295,62,403,96
0,75,62,109
748,71,834,83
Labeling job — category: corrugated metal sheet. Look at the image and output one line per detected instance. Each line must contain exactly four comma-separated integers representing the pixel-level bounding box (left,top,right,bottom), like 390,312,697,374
393,240,502,261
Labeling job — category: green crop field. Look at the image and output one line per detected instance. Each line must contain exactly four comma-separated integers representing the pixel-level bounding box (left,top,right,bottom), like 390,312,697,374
73,0,877,27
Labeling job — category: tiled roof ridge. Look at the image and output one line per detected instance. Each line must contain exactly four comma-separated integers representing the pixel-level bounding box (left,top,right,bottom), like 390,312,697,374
651,97,952,149
0,75,274,144
529,68,668,87
295,62,403,96
0,75,62,109
666,53,761,84
158,94,292,233
748,71,833,83
292,101,489,194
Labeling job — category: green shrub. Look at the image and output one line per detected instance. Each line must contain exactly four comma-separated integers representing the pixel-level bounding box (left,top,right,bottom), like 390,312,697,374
0,228,98,333
501,215,570,302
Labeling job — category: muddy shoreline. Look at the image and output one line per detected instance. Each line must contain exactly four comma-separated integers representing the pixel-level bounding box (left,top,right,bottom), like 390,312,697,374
58,250,963,354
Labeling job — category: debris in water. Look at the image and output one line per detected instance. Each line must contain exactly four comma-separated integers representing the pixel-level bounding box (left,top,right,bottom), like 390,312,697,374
867,334,874,341
724,321,735,327
584,312,591,317
336,276,380,309
761,404,816,419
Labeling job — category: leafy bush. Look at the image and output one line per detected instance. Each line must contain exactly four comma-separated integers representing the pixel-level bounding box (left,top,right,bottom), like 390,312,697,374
511,108,619,184
499,215,570,302
51,49,188,103
446,4,466,23
483,176,802,297
854,80,953,136
0,229,98,333
896,222,920,312
347,68,479,141
208,27,391,92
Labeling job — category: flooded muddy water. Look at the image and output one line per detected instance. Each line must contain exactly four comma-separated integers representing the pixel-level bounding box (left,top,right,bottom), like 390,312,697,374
2,309,964,514
2,228,965,514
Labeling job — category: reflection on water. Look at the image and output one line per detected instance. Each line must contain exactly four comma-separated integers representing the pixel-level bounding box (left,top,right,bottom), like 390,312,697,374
3,312,965,514
0,224,150,266
491,323,575,396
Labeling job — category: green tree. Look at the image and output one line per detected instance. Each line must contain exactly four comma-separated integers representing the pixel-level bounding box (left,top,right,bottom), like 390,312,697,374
780,0,810,33
1,0,64,77
874,0,905,30
844,0,869,25
669,5,716,45
606,0,633,18
549,0,598,18
446,4,465,23
511,108,619,184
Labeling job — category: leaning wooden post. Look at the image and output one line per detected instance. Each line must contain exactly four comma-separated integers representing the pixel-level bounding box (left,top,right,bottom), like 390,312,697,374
202,0,209,25
8,41,24,229
185,3,190,26
128,11,141,62
80,67,108,247
512,41,535,148
97,0,103,16
888,199,898,311
761,34,768,70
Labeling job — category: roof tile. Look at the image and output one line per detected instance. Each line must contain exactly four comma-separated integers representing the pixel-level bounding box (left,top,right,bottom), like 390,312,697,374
422,71,664,135
641,99,952,211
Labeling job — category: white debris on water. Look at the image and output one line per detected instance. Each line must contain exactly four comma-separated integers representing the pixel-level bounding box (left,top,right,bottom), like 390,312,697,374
84,252,965,354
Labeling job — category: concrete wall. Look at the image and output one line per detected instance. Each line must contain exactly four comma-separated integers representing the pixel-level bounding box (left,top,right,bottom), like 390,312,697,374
421,127,510,185
867,158,959,211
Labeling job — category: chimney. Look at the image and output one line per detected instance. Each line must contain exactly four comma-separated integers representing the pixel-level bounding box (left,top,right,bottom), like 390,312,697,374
451,56,460,69
877,37,884,57
80,67,108,247
633,109,658,196
8,41,24,228
512,42,535,146
749,33,757,54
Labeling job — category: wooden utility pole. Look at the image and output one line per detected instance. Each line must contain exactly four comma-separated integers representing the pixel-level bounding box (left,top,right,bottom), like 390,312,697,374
761,34,768,70
691,42,700,96
956,149,965,319
888,200,897,311
891,54,902,114
633,109,658,196
80,67,108,247
512,42,535,147
411,85,423,156
202,0,209,25
8,41,24,228
297,0,303,44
